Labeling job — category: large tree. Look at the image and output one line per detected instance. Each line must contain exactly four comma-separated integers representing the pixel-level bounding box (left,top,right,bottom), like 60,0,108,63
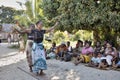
41,0,60,27
41,0,120,46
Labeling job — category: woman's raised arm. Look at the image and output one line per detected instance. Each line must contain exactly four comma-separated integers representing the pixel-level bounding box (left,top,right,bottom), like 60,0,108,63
45,22,59,33
14,28,31,34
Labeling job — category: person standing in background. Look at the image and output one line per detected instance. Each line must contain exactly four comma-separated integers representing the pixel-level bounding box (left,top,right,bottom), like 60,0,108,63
7,33,11,45
0,33,2,45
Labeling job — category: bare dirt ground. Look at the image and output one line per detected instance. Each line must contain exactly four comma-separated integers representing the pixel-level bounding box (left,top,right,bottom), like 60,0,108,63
0,43,120,80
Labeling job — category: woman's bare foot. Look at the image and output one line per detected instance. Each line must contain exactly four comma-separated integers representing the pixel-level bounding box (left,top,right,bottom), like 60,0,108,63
29,66,33,72
39,70,46,75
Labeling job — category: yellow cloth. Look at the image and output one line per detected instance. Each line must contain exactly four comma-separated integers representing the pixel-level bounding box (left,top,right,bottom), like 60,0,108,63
80,55,90,63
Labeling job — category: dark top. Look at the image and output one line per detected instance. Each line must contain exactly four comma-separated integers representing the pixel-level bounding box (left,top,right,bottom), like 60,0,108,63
32,29,46,43
27,30,34,40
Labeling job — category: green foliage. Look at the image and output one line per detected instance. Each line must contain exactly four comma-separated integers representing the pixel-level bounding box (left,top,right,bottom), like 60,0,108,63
72,30,81,41
0,6,22,23
25,1,34,20
71,30,93,41
40,0,120,47
15,0,43,26
41,0,120,32
52,31,68,43
48,30,93,44
2,0,119,47
41,0,60,27
41,0,59,19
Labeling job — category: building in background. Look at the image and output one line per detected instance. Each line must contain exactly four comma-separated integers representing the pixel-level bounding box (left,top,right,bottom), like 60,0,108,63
0,24,19,42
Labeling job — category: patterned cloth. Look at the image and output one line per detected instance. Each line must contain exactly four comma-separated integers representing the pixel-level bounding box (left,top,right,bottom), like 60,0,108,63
117,61,120,66
80,55,91,63
26,40,33,66
32,42,47,73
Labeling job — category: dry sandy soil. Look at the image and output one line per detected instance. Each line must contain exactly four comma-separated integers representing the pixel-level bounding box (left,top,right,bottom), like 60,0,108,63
0,43,120,80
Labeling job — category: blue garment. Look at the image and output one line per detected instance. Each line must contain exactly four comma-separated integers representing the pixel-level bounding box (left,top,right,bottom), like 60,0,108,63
91,57,101,64
32,43,47,73
117,61,120,66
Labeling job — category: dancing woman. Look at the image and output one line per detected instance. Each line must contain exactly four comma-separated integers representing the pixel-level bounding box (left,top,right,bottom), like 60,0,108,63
14,24,35,72
32,20,58,75
25,24,35,72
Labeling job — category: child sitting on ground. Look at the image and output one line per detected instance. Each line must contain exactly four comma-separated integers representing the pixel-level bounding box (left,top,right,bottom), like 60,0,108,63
47,42,57,59
88,52,102,67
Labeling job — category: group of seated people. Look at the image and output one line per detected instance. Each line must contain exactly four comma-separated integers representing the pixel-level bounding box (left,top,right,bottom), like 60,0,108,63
46,40,120,69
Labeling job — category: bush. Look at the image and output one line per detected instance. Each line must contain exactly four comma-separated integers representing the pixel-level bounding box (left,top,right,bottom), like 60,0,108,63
71,30,93,41
52,31,69,43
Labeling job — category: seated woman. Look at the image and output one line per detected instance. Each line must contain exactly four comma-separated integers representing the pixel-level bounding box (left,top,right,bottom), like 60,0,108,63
57,42,67,60
103,42,117,66
62,41,73,61
55,45,61,59
94,41,102,54
98,42,117,69
72,40,83,57
66,41,73,53
74,41,94,65
47,42,57,59
75,40,83,53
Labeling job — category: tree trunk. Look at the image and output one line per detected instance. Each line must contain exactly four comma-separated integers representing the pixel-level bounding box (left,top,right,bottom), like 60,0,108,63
93,29,100,44
103,27,118,47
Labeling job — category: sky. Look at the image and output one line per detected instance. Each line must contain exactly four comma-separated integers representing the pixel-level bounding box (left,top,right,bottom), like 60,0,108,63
0,0,26,10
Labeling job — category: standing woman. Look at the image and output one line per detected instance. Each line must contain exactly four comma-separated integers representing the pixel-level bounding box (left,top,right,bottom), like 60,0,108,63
14,24,35,72
32,20,58,75
25,24,35,72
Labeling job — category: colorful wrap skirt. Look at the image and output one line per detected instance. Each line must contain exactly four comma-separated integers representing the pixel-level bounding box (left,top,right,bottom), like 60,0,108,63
25,40,33,66
32,42,47,73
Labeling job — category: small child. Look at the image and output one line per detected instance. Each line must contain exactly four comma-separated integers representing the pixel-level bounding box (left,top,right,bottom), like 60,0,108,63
88,52,102,67
98,59,108,69
47,42,57,59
